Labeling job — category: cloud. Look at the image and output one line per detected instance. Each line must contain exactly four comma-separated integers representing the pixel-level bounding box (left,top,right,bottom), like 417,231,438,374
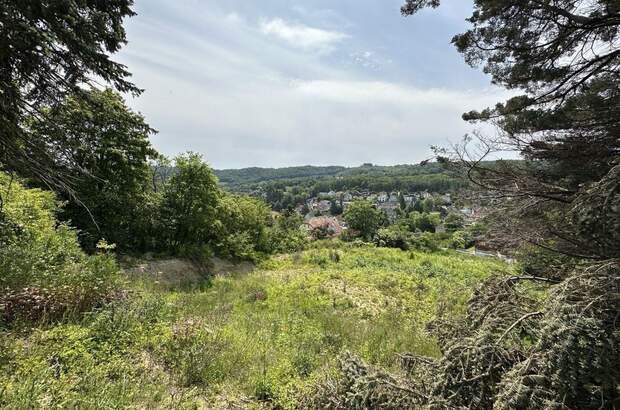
260,18,350,53
293,79,500,107
117,0,505,168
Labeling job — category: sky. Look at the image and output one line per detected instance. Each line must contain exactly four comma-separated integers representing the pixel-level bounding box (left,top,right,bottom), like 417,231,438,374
117,0,509,169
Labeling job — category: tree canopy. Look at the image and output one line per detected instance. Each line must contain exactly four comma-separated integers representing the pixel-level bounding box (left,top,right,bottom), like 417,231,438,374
0,0,139,190
27,88,158,250
344,201,385,240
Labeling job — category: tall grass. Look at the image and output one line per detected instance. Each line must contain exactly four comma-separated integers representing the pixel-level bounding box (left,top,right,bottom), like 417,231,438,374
0,245,513,408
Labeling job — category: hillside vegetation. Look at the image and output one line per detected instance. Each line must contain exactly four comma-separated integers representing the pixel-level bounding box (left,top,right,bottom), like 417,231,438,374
1,1,617,408
0,245,511,409
214,163,461,195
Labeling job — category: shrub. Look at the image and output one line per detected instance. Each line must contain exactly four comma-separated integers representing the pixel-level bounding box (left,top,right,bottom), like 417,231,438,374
212,194,272,260
376,224,414,250
157,318,227,387
406,212,441,233
0,173,119,324
449,230,474,249
265,212,308,254
409,232,440,252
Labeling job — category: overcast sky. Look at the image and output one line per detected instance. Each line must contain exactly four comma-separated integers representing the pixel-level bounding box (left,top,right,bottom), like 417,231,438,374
117,0,509,169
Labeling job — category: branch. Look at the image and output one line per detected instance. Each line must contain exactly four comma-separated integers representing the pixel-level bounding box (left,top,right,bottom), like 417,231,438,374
497,311,543,344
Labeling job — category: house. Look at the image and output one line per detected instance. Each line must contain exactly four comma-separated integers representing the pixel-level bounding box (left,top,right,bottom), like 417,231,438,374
377,192,389,203
303,217,344,238
317,200,331,213
387,193,400,204
377,202,400,222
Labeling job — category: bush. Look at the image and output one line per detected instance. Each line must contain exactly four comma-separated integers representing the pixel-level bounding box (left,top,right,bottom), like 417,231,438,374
0,173,119,324
409,232,440,252
264,212,308,254
376,224,414,250
157,318,227,387
212,194,272,261
406,212,441,233
449,230,474,249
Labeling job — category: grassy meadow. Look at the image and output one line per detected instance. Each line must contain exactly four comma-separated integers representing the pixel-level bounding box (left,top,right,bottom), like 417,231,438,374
0,244,513,409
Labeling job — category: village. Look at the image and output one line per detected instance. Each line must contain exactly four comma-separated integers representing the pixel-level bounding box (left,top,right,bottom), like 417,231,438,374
297,189,478,238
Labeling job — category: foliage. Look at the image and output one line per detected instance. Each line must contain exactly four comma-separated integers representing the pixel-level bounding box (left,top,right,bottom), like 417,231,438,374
0,0,139,190
212,194,272,261
443,212,465,232
376,224,415,250
343,201,385,240
406,211,441,233
159,152,221,254
0,173,119,324
26,88,158,251
449,230,473,250
266,212,309,254
0,245,510,408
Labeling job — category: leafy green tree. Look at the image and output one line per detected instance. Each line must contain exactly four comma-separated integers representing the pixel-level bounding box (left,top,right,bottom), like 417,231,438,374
376,224,414,250
421,198,435,213
268,212,308,253
26,88,158,251
330,199,343,215
407,212,441,233
213,194,272,260
444,212,465,233
413,199,424,213
344,201,384,240
1,1,139,188
160,153,221,253
398,192,407,211
449,229,477,250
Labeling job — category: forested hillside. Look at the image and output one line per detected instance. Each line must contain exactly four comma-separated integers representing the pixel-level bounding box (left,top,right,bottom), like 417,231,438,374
215,163,457,194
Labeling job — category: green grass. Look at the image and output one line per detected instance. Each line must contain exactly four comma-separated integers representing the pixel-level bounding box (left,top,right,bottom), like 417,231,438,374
0,244,513,409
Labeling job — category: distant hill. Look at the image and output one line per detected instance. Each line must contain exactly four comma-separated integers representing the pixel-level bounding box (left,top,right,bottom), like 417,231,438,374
214,163,448,191
215,165,347,187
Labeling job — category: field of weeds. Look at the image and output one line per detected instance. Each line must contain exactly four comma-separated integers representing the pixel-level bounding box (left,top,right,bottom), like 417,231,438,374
0,243,512,409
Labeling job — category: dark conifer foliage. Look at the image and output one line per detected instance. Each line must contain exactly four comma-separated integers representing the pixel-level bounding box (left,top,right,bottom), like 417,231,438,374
403,0,620,260
0,0,139,190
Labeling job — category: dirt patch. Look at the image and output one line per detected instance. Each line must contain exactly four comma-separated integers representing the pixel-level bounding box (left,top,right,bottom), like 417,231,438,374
210,257,255,276
122,257,254,287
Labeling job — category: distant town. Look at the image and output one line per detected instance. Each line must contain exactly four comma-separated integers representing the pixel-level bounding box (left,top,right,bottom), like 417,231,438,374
296,189,477,238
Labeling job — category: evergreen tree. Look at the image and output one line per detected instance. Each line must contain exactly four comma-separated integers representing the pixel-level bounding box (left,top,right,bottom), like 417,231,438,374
0,1,139,189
